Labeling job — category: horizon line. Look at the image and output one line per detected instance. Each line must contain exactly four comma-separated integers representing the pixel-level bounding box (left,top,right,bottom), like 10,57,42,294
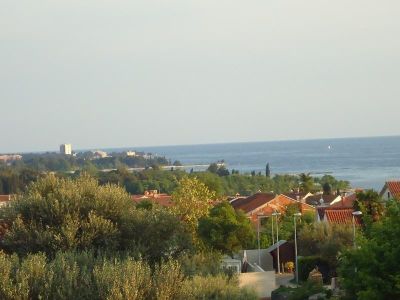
3,133,400,154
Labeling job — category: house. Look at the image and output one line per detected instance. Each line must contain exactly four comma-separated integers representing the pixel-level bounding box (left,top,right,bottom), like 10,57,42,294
231,193,315,225
306,193,342,207
266,240,294,273
0,195,12,208
283,191,313,202
131,190,173,207
316,193,357,221
323,208,362,226
380,181,400,201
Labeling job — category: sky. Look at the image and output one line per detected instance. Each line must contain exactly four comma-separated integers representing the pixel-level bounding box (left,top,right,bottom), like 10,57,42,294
1,0,400,153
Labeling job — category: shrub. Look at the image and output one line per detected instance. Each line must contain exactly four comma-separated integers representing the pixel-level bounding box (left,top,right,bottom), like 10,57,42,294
298,256,331,284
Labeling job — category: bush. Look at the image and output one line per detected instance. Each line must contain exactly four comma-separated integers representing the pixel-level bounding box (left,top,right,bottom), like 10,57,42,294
298,256,331,284
272,282,327,300
182,274,258,300
0,250,257,300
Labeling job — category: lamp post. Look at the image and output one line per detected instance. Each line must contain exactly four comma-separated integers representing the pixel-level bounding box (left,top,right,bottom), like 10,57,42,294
352,211,362,249
272,211,281,273
257,214,269,266
293,212,302,284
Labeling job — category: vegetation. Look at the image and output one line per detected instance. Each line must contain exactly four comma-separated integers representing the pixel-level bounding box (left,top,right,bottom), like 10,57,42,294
272,282,330,300
0,251,257,300
0,175,257,299
339,201,400,299
298,222,353,279
198,202,255,256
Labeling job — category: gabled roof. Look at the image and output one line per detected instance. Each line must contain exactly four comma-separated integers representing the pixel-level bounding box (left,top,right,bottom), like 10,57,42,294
283,192,312,201
328,193,357,209
306,194,341,206
380,181,400,199
324,208,361,225
231,193,276,214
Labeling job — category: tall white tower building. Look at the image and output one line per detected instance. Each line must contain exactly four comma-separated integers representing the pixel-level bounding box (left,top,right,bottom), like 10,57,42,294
60,144,72,155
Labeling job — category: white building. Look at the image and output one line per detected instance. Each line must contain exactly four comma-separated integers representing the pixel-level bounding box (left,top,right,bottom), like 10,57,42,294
126,151,136,157
60,144,72,155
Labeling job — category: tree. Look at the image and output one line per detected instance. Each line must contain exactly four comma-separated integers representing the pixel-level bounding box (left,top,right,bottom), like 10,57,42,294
171,177,216,236
265,163,271,177
322,182,332,195
198,202,255,256
299,173,314,193
216,166,230,177
207,163,219,174
355,190,384,223
1,175,130,256
298,222,353,276
0,175,192,260
339,201,400,299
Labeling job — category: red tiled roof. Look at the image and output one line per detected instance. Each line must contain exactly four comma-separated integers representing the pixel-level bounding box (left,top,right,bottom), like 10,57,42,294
0,195,11,202
329,193,356,209
132,194,173,207
231,193,276,214
324,209,362,225
386,181,400,198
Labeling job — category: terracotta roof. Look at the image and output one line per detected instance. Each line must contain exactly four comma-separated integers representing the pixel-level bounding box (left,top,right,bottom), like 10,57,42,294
324,209,362,225
283,192,310,201
306,194,340,206
383,181,400,199
132,194,173,207
0,195,11,202
329,193,356,209
231,193,276,214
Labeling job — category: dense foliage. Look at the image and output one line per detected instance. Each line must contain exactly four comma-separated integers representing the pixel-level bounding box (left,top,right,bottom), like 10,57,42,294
0,251,257,300
0,175,192,262
0,175,258,299
339,201,400,299
198,202,255,256
298,222,353,276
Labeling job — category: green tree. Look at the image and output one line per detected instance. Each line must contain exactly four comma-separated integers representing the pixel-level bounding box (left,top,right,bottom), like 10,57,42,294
171,177,216,236
207,163,219,174
265,163,271,177
339,201,400,299
355,189,385,223
322,182,332,195
1,175,130,256
299,173,314,193
198,202,255,256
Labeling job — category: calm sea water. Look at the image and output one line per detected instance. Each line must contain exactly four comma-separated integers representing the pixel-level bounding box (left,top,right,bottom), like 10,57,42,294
107,136,400,190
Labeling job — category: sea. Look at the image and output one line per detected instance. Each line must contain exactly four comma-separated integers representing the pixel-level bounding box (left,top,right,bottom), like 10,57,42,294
105,136,400,191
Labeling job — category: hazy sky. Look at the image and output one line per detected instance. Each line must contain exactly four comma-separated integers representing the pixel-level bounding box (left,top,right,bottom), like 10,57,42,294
1,0,400,153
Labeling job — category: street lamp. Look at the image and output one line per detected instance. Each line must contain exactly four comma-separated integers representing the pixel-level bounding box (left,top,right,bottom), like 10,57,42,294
257,214,269,266
352,211,362,249
272,211,282,273
293,212,302,284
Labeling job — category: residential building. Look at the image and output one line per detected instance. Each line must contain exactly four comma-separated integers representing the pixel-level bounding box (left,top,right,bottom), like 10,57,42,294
231,193,315,225
306,193,342,207
323,208,362,226
380,180,400,200
0,195,12,207
92,150,108,159
0,154,22,163
126,151,136,157
60,144,72,155
132,190,173,207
